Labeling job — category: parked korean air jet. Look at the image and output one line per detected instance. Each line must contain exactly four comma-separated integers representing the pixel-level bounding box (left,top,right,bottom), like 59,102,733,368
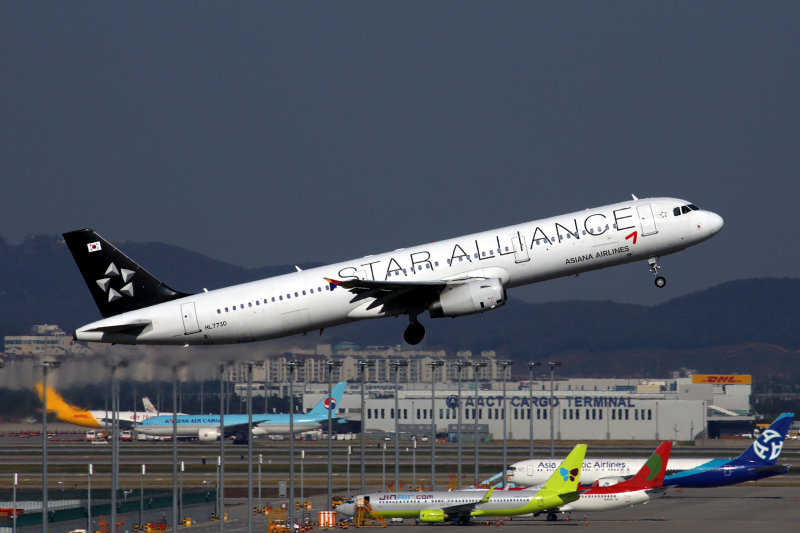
135,381,347,442
36,384,168,430
662,412,794,488
550,441,672,521
336,444,586,524
63,196,722,345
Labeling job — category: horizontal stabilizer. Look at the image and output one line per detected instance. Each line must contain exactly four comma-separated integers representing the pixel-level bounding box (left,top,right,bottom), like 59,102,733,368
84,321,152,335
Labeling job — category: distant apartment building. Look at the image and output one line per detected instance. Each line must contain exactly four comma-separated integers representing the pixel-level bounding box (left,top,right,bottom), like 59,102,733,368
4,324,73,355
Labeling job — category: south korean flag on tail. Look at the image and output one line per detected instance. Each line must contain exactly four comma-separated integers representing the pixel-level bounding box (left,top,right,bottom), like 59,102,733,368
87,241,102,253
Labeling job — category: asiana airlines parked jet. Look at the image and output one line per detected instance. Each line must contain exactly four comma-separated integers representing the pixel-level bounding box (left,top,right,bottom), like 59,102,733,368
63,196,723,345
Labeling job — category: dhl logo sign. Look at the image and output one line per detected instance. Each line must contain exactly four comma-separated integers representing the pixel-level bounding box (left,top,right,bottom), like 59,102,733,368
692,374,751,384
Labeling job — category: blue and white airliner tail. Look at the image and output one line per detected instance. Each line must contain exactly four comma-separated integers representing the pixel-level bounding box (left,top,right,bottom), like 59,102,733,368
662,412,794,488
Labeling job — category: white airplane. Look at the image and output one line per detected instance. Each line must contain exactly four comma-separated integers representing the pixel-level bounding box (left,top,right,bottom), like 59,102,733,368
507,451,708,487
63,196,722,345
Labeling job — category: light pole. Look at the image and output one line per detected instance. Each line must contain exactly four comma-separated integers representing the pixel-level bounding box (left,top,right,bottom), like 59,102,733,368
346,445,351,496
381,442,386,490
172,363,185,532
218,362,229,533
179,461,184,524
391,360,407,491
87,464,92,533
325,360,342,510
140,464,145,529
528,362,541,459
287,360,304,530
548,361,562,458
455,361,471,488
12,472,17,533
300,449,305,503
40,359,61,533
412,438,416,489
428,361,444,490
496,360,513,488
258,454,263,511
110,359,128,533
357,360,375,494
245,361,262,533
472,361,487,486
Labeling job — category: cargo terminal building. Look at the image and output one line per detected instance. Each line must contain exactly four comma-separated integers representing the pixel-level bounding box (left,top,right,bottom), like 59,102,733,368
304,374,752,441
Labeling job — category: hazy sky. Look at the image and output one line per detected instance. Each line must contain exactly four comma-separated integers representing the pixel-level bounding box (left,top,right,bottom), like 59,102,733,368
2,3,798,305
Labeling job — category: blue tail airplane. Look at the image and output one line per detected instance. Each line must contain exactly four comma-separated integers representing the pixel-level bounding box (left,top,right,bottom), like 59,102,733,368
662,412,794,488
135,381,348,442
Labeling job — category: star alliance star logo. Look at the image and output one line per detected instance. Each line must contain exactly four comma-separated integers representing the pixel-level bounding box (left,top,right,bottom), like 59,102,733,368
96,263,136,302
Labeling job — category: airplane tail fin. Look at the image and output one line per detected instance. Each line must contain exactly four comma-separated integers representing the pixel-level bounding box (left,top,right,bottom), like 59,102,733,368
537,444,587,497
734,413,794,465
142,396,158,414
35,383,100,428
309,381,347,418
611,441,672,490
62,229,192,318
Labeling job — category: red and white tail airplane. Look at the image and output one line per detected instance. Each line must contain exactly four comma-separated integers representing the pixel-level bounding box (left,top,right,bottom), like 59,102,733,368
546,441,673,521
63,196,722,346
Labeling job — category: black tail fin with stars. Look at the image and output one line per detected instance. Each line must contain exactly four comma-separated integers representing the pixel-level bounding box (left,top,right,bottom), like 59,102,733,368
62,228,192,318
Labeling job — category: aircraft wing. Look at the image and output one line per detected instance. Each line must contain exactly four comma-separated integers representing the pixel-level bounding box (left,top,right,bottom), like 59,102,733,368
442,488,494,518
221,418,271,440
331,278,448,315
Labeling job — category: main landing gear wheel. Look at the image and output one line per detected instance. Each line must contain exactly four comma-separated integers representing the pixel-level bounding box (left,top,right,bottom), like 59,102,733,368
648,256,667,288
546,512,558,521
403,321,425,345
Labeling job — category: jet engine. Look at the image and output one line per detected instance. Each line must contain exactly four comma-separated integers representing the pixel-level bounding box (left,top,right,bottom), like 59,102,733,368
419,509,447,523
198,428,220,442
429,278,506,318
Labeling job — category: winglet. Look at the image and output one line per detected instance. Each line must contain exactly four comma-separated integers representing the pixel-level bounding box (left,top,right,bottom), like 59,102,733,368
324,278,342,291
479,487,494,503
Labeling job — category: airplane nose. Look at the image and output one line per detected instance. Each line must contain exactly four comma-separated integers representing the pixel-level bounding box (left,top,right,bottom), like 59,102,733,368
706,211,724,235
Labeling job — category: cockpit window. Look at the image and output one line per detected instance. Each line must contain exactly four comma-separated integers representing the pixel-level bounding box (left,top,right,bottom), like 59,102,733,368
681,205,691,214
673,207,681,216
688,204,700,210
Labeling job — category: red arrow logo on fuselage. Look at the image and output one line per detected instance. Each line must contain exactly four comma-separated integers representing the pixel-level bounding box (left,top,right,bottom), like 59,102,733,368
625,231,638,244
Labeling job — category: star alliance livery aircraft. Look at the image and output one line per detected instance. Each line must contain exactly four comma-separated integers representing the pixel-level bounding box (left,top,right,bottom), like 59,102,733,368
63,196,723,345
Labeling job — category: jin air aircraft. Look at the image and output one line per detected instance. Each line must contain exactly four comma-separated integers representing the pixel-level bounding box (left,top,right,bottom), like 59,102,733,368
336,444,587,524
63,196,723,345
